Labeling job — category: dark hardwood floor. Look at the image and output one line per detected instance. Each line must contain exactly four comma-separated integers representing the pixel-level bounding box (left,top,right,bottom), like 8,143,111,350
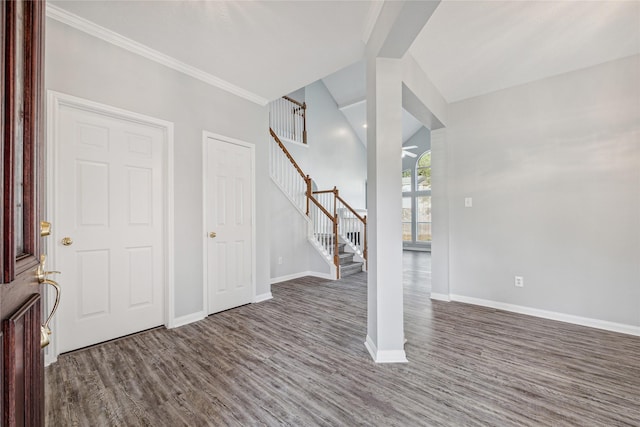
45,252,640,426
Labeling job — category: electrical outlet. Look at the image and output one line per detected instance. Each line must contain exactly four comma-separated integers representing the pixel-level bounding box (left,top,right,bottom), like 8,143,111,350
514,276,524,287
278,256,283,265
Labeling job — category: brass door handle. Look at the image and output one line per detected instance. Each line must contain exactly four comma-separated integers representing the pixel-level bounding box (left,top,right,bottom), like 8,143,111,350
61,237,73,246
209,232,217,238
36,255,62,348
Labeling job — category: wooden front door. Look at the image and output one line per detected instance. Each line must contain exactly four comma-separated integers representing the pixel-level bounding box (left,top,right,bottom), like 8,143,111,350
1,0,46,425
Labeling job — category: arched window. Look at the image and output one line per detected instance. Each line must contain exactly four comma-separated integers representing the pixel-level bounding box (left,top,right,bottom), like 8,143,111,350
416,151,431,191
415,151,431,243
401,149,432,246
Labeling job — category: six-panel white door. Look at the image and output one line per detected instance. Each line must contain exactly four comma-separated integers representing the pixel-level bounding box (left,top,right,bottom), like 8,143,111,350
205,136,253,314
56,105,165,353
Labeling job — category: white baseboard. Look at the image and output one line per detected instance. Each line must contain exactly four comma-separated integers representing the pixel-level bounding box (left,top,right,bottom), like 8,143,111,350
449,294,640,337
364,335,408,364
254,292,273,303
270,271,333,284
169,311,206,329
430,292,451,302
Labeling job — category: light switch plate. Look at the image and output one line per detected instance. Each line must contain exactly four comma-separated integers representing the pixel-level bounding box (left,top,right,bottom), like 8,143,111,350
464,197,473,208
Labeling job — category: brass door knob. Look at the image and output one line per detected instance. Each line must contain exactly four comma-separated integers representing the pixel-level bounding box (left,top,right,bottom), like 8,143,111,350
209,232,217,238
61,237,73,246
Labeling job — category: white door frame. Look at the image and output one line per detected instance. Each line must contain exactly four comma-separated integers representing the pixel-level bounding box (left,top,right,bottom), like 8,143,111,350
202,131,256,315
46,91,175,364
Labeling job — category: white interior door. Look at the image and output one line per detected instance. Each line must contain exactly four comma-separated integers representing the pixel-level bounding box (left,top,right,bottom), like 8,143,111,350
205,136,254,314
55,104,165,353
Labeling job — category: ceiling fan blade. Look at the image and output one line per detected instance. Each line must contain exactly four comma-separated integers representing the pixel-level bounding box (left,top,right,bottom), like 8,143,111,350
405,151,417,158
403,145,418,149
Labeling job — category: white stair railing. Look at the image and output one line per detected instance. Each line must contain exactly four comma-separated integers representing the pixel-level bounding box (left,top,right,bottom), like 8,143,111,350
269,96,307,145
269,128,309,215
336,198,367,261
313,188,367,265
308,198,337,264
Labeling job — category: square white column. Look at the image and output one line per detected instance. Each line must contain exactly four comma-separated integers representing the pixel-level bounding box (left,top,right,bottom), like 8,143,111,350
365,57,407,363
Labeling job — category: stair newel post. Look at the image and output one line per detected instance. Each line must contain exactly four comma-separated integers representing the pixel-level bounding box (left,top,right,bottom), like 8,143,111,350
305,175,311,215
302,102,307,145
333,187,340,278
363,215,368,267
333,217,340,279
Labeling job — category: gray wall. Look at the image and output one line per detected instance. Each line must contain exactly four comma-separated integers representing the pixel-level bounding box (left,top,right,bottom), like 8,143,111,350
286,80,367,209
269,180,331,279
46,19,271,318
445,55,640,326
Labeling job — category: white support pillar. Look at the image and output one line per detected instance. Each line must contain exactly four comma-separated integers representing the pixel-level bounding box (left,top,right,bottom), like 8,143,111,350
365,57,407,363
430,128,450,301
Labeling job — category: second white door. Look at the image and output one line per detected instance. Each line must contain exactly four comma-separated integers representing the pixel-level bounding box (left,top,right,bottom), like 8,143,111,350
205,136,254,314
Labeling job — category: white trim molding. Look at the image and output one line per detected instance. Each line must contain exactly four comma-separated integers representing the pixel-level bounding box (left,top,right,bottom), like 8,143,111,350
171,311,207,329
254,293,273,303
270,271,334,285
365,335,408,364
46,91,176,357
46,3,269,106
449,294,640,337
429,293,451,302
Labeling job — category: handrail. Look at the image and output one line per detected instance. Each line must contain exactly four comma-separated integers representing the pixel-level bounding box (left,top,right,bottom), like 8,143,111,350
312,189,335,195
336,194,366,224
270,128,306,180
270,97,307,144
308,193,335,222
282,95,304,108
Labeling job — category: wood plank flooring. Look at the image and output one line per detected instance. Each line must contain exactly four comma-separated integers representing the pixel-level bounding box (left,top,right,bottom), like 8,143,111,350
46,253,640,426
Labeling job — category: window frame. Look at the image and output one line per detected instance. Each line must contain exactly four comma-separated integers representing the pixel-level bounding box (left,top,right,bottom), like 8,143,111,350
402,149,432,248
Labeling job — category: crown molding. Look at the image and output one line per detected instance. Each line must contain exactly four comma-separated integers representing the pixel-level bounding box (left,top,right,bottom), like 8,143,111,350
46,4,270,106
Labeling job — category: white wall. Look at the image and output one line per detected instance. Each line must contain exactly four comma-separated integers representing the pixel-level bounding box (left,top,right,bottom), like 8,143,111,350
286,80,367,209
445,55,640,327
269,180,331,280
46,19,270,318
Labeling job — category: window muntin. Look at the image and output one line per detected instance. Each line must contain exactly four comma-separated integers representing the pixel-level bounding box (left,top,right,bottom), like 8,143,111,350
416,151,431,191
416,196,431,242
402,169,411,193
402,197,412,242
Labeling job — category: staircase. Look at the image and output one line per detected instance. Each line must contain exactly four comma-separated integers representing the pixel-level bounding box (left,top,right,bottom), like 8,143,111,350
269,96,366,279
337,243,364,278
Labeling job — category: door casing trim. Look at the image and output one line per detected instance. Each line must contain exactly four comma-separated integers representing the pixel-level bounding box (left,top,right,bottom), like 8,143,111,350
46,91,175,365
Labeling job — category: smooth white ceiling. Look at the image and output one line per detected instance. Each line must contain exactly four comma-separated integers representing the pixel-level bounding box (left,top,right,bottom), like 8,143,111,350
52,1,640,108
322,60,366,107
51,0,375,102
409,0,640,103
339,100,424,146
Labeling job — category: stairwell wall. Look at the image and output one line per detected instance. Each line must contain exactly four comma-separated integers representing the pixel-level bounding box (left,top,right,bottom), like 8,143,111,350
284,80,367,209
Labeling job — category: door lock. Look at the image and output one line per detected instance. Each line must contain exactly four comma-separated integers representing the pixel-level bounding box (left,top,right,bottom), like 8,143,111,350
35,255,62,348
61,237,73,246
209,232,217,238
